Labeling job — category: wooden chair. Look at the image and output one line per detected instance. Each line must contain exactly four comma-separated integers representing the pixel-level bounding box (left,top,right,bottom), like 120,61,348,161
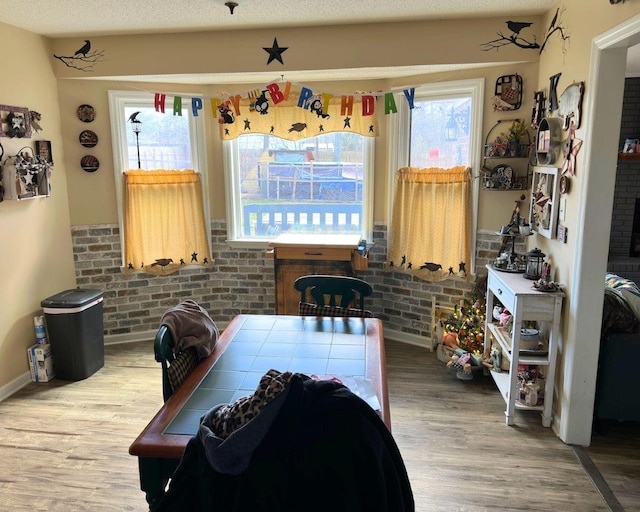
294,275,373,317
154,324,198,402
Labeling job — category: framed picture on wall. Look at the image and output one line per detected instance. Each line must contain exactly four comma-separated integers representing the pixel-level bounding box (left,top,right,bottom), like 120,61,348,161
529,166,560,239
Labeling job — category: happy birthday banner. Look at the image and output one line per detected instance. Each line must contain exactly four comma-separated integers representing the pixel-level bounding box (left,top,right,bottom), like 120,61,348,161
152,81,416,141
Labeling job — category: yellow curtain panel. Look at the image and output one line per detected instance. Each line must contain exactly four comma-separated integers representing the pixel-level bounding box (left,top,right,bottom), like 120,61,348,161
123,169,211,276
388,166,472,282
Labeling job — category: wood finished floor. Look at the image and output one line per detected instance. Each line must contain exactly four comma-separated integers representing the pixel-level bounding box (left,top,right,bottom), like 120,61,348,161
0,339,639,511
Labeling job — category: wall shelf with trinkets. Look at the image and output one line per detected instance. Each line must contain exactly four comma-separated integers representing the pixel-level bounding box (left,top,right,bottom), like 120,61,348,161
1,146,52,201
481,119,533,191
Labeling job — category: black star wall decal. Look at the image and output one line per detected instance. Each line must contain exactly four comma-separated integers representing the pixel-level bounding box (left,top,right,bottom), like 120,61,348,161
263,38,288,65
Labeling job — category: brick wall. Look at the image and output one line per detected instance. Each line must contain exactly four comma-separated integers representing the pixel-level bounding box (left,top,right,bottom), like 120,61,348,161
608,77,640,283
71,221,510,346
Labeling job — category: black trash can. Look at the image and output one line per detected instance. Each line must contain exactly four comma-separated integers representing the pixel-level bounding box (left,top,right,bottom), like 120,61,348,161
41,288,104,381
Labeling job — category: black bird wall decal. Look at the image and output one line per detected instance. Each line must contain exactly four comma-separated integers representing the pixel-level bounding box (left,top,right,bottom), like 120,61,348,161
74,40,91,57
506,21,532,34
549,8,559,30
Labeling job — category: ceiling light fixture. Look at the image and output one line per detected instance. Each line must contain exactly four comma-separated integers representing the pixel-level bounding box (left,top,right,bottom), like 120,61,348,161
225,2,238,14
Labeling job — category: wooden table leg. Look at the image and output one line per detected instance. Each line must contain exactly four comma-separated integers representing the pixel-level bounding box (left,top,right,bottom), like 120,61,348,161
137,456,178,511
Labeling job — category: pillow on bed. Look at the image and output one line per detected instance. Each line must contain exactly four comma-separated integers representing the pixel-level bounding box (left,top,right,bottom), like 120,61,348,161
605,273,640,320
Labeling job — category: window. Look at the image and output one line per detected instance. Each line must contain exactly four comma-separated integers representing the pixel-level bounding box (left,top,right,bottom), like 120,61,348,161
108,91,211,274
223,133,374,244
388,79,484,275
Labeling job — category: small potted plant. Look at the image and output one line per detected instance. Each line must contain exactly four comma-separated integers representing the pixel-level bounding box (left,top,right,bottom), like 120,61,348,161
501,119,529,157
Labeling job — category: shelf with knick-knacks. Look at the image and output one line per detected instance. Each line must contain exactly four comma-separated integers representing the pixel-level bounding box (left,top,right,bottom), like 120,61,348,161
481,119,533,191
1,146,52,201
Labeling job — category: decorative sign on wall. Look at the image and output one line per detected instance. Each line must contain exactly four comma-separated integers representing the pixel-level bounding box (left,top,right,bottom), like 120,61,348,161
0,105,31,138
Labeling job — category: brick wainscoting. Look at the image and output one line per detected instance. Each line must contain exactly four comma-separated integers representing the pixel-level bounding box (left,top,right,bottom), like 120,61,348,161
71,222,510,347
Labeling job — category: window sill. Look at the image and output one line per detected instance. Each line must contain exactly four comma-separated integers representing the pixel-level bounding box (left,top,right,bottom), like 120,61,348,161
226,239,272,250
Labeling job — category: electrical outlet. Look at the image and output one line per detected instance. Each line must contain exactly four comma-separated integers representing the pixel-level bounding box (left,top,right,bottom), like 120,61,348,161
559,197,567,221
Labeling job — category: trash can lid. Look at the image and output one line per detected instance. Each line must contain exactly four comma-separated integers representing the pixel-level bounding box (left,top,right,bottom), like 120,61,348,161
41,288,104,308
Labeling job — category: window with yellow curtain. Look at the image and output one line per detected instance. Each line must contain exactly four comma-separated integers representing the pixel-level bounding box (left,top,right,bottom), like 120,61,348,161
108,90,211,276
123,170,211,275
387,166,472,282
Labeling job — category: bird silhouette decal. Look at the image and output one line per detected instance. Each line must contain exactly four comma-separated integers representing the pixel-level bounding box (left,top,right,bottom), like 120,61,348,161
288,122,307,133
150,258,173,268
420,262,442,272
74,40,91,57
506,21,532,34
548,8,559,31
128,111,141,123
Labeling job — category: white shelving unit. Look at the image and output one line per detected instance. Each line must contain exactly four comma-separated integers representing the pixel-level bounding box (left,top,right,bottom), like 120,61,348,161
484,265,564,427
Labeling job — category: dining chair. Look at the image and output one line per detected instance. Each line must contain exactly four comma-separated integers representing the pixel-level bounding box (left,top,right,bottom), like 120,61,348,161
154,324,198,402
294,274,374,317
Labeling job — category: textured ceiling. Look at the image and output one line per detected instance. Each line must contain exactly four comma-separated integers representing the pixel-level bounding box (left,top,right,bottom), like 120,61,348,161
0,0,556,38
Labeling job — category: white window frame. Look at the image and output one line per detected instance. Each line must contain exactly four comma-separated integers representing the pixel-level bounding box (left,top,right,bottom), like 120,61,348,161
108,90,211,268
387,78,484,275
223,136,375,248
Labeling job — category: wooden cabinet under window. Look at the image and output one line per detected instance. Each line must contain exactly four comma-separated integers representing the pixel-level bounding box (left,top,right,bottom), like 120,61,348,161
269,234,367,315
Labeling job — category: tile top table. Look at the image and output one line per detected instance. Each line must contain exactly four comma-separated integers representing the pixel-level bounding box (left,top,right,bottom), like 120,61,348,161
129,314,389,509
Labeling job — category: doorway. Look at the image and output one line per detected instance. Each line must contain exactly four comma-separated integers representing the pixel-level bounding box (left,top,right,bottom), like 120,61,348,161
568,16,640,446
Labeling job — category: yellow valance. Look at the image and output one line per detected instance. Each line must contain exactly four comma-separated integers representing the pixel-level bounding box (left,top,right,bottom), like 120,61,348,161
214,84,379,140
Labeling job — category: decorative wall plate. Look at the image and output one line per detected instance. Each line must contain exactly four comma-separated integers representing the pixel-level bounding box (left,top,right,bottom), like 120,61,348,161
81,155,100,172
79,129,98,148
77,104,96,123
559,175,569,194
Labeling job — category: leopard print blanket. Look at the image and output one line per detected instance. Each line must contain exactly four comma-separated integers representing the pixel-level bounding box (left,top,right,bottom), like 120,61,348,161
210,369,294,439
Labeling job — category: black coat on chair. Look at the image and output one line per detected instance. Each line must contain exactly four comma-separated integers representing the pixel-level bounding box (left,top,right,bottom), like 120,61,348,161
157,376,414,512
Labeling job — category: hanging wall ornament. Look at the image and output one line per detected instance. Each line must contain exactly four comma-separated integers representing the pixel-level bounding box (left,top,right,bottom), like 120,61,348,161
558,81,585,130
561,123,583,176
548,73,561,113
79,129,98,148
29,111,43,133
77,104,96,123
80,155,100,173
531,91,545,130
263,38,288,65
492,74,523,111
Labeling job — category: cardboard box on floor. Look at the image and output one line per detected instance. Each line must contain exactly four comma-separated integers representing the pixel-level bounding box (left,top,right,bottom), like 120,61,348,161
27,343,55,382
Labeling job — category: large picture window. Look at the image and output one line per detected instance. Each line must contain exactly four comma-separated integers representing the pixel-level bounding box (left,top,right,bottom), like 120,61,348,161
224,132,374,244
